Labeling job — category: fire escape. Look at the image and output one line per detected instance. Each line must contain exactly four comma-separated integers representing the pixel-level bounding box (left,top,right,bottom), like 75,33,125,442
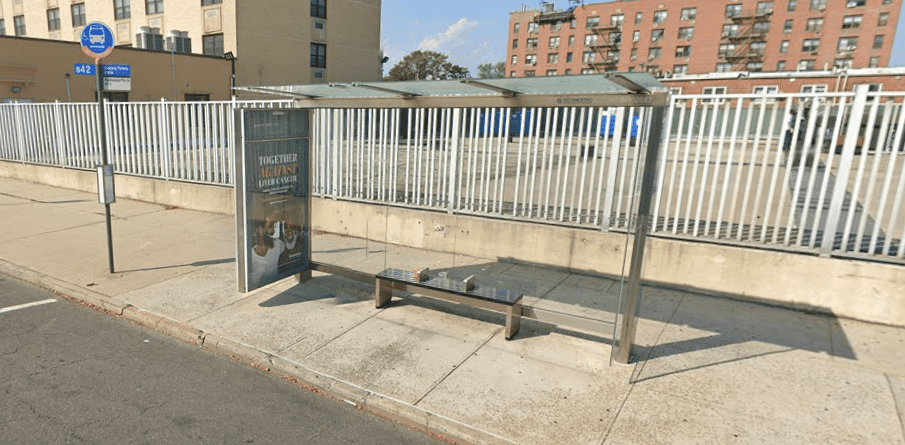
586,22,621,73
720,8,772,71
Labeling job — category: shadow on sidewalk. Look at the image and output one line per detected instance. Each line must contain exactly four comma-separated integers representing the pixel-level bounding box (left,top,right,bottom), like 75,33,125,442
117,258,235,273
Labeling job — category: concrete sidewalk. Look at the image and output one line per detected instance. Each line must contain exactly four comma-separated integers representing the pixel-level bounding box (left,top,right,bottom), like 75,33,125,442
0,176,903,445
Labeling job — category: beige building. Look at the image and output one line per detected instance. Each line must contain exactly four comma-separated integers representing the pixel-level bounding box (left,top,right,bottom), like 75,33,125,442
0,0,382,95
0,34,231,102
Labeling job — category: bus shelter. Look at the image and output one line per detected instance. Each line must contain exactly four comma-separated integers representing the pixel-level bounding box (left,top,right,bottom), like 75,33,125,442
234,73,670,364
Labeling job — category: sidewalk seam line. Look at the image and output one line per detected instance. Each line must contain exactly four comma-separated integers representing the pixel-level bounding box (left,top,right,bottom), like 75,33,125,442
298,308,384,358
413,328,500,406
888,374,905,443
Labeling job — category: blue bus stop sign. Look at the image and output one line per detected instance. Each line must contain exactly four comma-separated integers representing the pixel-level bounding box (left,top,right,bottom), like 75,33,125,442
80,22,114,60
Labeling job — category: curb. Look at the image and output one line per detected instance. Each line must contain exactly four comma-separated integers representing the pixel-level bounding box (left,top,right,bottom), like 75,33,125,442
0,258,128,315
0,260,516,445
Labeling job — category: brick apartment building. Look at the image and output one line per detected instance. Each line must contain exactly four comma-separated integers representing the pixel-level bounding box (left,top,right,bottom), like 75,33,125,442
507,0,902,79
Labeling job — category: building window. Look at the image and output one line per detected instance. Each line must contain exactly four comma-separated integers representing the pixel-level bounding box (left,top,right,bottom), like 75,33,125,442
510,71,516,77
586,17,599,29
526,38,538,49
787,0,797,12
675,46,691,57
750,41,766,54
310,0,326,19
780,40,789,52
547,53,558,64
581,68,594,74
512,39,518,49
551,21,562,32
716,63,733,73
798,59,815,70
723,24,739,37
648,47,661,60
14,15,25,36
310,42,326,67
702,86,727,103
878,13,889,27
719,43,736,56
783,20,793,33
805,18,823,32
114,0,131,20
837,37,858,52
635,12,642,25
678,27,694,40
528,22,538,33
570,19,576,29
549,36,560,48
777,60,786,71
873,35,884,49
525,70,536,77
747,61,764,71
568,35,575,46
802,39,819,52
801,84,827,93
633,30,640,42
834,58,853,69
513,23,520,33
582,51,595,63
145,0,163,14
653,10,667,25
809,0,826,10
726,4,742,17
846,0,865,7
754,22,770,35
630,48,637,60
752,85,778,101
203,33,224,56
841,15,862,29
511,55,517,65
681,8,696,20
0,19,5,36
71,3,86,27
584,34,597,46
868,56,880,68
610,14,624,27
546,69,557,76
651,29,664,42
202,0,223,4
525,54,537,65
565,69,572,75
566,52,573,62
673,65,688,75
756,2,774,14
47,8,60,31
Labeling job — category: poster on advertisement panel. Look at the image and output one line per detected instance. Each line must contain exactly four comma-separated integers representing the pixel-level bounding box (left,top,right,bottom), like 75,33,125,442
235,109,311,293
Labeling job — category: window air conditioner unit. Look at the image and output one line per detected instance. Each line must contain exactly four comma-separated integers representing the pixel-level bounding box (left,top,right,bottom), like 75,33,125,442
165,30,191,53
722,32,730,37
648,54,656,60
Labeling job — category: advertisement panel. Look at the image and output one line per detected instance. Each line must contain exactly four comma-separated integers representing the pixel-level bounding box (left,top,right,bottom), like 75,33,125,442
235,109,311,293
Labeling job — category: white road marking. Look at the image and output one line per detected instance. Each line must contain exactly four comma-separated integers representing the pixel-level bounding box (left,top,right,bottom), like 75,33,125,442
0,298,57,314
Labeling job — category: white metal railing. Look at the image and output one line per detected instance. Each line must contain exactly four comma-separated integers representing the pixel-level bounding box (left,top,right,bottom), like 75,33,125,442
2,89,904,263
0,99,291,185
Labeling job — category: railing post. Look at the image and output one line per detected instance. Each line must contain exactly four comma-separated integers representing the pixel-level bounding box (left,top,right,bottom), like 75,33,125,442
819,85,870,257
14,102,26,163
160,98,172,180
54,100,67,168
447,108,462,214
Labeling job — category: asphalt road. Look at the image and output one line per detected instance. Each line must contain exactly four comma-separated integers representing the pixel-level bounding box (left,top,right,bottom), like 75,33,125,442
0,273,446,445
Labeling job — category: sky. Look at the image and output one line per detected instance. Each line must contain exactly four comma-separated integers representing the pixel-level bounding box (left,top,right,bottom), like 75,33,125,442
380,0,905,77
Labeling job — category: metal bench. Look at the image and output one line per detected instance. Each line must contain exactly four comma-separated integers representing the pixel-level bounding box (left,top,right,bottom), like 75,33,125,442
375,268,523,340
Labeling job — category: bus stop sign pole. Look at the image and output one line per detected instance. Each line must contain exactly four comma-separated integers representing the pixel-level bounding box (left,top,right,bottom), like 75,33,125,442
81,22,116,274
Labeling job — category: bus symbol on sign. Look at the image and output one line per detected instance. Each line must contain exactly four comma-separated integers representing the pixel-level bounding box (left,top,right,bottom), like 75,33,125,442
80,22,115,60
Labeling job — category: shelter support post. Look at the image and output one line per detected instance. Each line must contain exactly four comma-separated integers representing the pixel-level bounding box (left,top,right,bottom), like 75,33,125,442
613,106,667,365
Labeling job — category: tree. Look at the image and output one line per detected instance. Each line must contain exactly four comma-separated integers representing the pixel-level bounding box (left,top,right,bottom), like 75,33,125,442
477,62,506,79
385,50,470,81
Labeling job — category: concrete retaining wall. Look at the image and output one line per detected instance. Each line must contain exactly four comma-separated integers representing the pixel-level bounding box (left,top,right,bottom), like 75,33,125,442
3,160,902,327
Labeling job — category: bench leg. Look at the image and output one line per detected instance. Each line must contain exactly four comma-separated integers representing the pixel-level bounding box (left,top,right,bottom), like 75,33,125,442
505,302,522,340
295,269,312,284
376,278,392,308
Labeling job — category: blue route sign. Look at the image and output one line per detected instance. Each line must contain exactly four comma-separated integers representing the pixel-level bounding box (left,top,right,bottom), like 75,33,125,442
103,65,130,77
80,22,114,60
74,63,96,76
